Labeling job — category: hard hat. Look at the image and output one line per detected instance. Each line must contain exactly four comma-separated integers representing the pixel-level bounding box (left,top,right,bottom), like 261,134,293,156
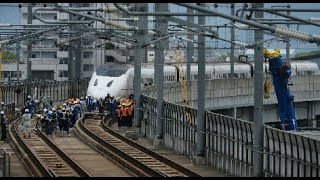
27,95,31,99
66,108,70,112
37,114,41,118
88,94,91,97
49,111,52,114
1,111,4,115
52,108,56,111
1,102,4,105
62,108,66,111
80,96,84,99
44,108,48,113
122,103,125,106
25,109,29,113
63,103,67,106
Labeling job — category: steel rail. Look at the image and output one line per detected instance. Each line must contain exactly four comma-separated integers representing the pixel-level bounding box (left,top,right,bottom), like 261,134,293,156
36,126,91,177
9,118,55,177
102,114,201,177
77,115,162,177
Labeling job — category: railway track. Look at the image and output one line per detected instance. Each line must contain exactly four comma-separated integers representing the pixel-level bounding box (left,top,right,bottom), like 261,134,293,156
8,117,91,177
76,112,201,177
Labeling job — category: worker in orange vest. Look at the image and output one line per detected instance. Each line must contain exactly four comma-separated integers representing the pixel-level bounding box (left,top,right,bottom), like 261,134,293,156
115,105,122,128
121,103,129,127
127,103,134,127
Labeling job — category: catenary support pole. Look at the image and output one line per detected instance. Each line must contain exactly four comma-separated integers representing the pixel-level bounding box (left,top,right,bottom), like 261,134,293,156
286,5,291,67
133,3,148,129
230,3,235,78
16,32,20,83
186,7,194,83
196,3,206,157
26,3,32,96
155,3,168,141
253,3,264,177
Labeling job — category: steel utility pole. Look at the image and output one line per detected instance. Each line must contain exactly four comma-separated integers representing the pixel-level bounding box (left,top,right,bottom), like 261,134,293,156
0,47,2,104
155,3,168,145
195,3,206,163
253,3,264,177
16,32,20,83
26,3,32,96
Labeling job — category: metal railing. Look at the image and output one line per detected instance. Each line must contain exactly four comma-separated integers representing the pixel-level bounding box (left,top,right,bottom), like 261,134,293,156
1,79,90,109
139,95,320,177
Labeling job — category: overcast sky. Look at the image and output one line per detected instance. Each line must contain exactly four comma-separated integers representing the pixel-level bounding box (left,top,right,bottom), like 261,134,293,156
1,3,320,53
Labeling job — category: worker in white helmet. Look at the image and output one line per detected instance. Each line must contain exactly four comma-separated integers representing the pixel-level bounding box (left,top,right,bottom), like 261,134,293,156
22,109,32,138
1,111,7,141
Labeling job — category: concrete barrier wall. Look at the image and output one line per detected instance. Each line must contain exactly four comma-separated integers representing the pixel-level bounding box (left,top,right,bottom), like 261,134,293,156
143,75,320,110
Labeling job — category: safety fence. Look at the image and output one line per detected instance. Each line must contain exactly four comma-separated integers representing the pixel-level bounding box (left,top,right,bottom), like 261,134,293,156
140,95,320,177
1,79,90,110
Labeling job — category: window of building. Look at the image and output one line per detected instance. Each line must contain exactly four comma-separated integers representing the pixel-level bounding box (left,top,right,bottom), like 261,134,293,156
205,73,211,80
31,54,36,58
59,58,68,64
83,64,94,72
83,51,93,59
193,74,198,80
59,70,68,77
54,15,57,20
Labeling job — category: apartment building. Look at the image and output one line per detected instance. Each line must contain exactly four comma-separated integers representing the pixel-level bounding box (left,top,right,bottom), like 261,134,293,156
2,3,131,82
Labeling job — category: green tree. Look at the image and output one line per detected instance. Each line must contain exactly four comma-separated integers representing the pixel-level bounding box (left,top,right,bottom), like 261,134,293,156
1,50,16,64
294,50,320,58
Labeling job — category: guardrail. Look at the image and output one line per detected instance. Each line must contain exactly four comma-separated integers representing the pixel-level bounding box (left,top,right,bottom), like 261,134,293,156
139,95,320,177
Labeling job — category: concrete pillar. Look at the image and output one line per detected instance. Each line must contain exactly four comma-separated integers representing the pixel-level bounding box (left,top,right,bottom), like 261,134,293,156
253,3,264,177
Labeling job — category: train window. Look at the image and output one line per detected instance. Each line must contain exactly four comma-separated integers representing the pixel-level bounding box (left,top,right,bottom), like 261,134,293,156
205,74,211,79
107,80,114,87
193,74,198,80
96,64,129,77
307,70,313,75
94,79,98,86
222,74,227,78
146,78,153,84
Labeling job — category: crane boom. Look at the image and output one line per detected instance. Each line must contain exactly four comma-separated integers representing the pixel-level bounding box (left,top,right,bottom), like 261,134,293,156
263,48,298,131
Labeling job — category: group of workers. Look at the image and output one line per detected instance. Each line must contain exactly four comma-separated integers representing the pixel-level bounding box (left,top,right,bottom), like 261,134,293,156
103,94,135,128
21,95,83,138
0,92,137,141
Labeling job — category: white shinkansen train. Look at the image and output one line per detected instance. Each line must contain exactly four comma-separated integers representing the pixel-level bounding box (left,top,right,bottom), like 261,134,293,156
86,60,320,99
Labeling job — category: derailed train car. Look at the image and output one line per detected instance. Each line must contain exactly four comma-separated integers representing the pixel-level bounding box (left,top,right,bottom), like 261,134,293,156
87,60,320,99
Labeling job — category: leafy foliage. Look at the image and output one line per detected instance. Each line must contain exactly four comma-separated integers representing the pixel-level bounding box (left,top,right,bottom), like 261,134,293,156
1,50,16,64
294,50,320,58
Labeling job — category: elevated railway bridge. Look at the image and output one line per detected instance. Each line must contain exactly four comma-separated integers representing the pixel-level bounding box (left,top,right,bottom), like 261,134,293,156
1,74,320,177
